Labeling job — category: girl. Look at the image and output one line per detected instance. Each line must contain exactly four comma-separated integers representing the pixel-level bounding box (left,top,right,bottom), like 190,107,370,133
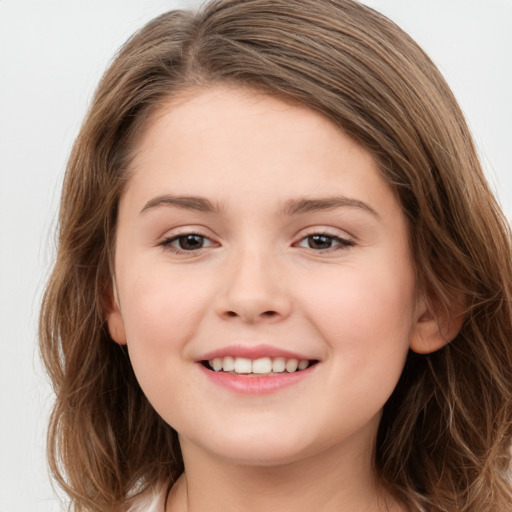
39,1,512,511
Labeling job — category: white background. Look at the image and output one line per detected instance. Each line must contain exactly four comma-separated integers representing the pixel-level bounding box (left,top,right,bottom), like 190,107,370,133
0,1,511,510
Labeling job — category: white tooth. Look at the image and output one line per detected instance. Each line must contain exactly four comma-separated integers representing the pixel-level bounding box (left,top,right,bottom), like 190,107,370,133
272,357,286,373
298,360,309,370
285,359,299,372
211,358,223,372
253,357,272,374
222,356,235,372
234,357,252,374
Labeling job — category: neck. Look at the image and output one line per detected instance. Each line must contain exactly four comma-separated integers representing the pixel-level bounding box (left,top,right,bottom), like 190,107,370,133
167,435,404,512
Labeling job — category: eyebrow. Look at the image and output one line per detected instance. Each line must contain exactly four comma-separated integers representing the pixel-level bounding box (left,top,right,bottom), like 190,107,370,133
140,195,223,215
140,194,380,219
281,196,380,219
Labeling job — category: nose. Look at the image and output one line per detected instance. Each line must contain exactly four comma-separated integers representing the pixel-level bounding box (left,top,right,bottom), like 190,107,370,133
215,247,292,324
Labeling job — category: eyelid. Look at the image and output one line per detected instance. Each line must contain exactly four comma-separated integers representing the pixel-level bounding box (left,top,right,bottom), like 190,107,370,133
157,226,220,255
294,225,354,241
165,233,216,245
292,227,355,252
157,224,216,242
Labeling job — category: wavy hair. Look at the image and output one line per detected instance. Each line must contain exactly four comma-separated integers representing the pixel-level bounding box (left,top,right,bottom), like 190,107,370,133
40,1,512,510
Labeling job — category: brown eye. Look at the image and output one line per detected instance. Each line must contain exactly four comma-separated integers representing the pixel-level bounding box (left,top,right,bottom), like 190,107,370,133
162,233,216,252
306,234,335,250
174,234,204,250
296,233,353,251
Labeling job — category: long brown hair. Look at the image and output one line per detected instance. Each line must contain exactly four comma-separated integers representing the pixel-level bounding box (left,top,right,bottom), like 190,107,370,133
40,1,512,510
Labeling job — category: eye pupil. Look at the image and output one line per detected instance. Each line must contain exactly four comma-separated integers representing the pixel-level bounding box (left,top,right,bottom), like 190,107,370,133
308,234,332,250
179,234,204,250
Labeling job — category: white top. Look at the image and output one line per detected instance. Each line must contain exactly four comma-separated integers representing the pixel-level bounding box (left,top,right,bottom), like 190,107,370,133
126,486,165,512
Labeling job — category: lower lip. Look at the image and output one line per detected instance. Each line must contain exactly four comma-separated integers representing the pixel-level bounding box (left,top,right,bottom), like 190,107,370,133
198,364,317,395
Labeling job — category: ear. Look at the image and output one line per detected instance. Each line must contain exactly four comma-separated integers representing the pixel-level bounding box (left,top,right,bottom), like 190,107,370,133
410,295,464,354
105,282,127,346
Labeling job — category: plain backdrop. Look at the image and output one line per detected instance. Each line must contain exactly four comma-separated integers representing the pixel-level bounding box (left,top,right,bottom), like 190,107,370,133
0,1,511,510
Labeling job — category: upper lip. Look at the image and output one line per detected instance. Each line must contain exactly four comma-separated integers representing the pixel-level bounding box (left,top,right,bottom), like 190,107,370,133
197,344,315,362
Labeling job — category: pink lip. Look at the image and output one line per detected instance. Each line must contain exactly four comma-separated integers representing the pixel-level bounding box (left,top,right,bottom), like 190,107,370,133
198,363,317,395
197,344,313,362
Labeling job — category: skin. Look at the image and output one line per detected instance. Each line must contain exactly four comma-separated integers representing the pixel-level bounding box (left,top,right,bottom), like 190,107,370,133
107,86,448,512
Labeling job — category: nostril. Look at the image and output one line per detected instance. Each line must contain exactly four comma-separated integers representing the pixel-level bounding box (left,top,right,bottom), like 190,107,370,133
223,310,277,319
221,308,283,322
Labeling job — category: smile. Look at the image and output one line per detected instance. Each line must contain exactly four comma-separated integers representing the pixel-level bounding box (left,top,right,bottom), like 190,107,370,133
197,344,319,393
205,356,314,375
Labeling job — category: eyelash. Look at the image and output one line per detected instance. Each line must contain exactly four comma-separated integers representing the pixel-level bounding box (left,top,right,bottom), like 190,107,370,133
159,231,354,255
159,233,217,254
295,233,354,252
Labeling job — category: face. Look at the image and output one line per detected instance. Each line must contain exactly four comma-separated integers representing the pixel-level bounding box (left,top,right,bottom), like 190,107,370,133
108,86,434,467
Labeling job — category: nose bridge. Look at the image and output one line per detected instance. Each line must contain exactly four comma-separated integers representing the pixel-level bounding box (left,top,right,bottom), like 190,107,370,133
217,241,291,322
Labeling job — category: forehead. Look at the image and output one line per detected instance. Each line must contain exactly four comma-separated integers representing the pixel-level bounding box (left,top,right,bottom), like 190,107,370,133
132,86,353,168
121,85,399,222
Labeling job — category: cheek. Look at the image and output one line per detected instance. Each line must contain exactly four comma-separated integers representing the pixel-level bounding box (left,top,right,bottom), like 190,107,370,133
308,263,415,418
117,267,212,376
117,272,209,420
299,256,416,357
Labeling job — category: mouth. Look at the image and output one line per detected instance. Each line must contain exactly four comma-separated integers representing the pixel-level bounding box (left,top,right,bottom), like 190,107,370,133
198,347,319,394
202,356,319,376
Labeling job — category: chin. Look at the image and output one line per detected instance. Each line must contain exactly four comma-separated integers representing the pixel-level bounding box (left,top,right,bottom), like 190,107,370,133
195,427,319,467
216,447,309,467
